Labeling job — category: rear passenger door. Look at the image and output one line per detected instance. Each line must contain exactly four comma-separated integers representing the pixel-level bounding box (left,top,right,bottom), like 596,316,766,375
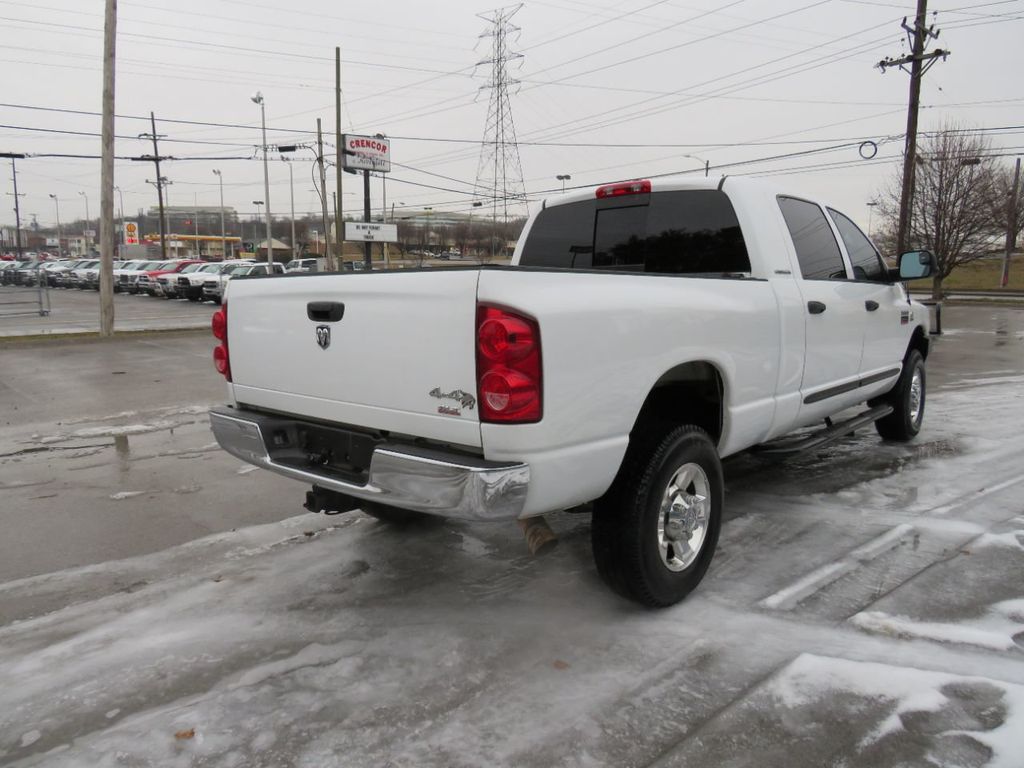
777,196,865,405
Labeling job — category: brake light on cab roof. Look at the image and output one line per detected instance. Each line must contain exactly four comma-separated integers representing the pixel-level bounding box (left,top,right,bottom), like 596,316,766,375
595,179,652,199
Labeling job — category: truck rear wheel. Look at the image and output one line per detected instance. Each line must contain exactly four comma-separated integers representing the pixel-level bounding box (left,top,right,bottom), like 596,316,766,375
875,349,925,442
591,424,722,607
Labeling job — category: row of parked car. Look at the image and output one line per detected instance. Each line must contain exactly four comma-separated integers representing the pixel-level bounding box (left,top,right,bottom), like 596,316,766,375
0,258,306,304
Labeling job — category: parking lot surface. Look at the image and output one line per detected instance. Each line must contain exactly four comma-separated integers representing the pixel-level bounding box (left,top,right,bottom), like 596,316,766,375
1,306,1023,767
0,284,213,336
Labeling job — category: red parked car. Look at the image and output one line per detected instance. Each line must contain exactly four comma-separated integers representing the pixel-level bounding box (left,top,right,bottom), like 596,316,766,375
136,260,204,297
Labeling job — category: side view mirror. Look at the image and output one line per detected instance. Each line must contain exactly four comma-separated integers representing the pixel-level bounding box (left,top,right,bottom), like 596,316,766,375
896,250,935,281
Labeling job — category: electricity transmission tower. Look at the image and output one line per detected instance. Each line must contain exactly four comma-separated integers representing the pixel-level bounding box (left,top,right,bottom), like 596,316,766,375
473,5,527,258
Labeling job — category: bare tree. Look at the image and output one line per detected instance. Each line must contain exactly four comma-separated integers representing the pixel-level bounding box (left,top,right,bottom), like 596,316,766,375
876,124,998,298
986,163,1024,243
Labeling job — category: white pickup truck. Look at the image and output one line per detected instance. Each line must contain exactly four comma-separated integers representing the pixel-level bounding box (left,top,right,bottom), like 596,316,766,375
209,176,934,606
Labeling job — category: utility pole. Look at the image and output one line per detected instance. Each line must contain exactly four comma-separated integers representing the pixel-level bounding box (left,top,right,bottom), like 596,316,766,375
2,153,25,258
877,0,949,256
139,112,169,261
1001,157,1020,288
335,47,344,265
98,0,117,336
316,119,335,271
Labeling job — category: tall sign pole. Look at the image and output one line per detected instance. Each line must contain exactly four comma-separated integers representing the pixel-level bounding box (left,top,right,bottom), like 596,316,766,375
877,0,949,256
99,0,117,336
363,169,372,269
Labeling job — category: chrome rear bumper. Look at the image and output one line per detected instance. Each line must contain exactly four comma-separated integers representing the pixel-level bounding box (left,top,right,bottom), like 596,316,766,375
210,407,529,521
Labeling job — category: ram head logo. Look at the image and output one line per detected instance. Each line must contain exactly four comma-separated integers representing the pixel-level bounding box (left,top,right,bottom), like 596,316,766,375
315,325,331,350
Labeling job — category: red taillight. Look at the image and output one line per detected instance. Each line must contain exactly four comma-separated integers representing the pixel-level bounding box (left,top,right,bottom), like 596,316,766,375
211,302,231,381
476,305,541,423
595,179,651,199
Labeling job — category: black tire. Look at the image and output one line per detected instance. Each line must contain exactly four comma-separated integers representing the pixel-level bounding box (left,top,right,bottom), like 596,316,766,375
360,501,437,526
591,424,723,608
875,349,926,442
188,295,200,302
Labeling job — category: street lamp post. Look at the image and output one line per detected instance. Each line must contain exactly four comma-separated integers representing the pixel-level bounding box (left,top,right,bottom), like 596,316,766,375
556,174,571,193
213,169,227,260
251,91,273,269
866,201,878,237
682,154,710,177
49,194,62,255
79,191,91,247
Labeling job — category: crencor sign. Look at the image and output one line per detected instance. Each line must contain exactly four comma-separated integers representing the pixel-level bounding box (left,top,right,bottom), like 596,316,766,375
341,134,391,173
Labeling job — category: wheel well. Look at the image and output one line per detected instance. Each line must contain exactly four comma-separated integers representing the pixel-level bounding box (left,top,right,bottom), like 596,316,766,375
909,325,929,360
631,362,724,445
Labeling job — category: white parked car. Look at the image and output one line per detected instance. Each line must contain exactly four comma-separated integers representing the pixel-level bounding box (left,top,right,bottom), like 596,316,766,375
179,260,255,302
202,262,283,304
209,175,933,607
117,260,162,294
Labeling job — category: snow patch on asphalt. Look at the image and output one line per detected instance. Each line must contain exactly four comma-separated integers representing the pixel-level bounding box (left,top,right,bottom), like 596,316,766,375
770,654,1024,768
851,602,1024,652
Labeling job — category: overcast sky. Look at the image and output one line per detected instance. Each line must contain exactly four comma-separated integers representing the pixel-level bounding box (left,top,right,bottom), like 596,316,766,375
2,0,1022,238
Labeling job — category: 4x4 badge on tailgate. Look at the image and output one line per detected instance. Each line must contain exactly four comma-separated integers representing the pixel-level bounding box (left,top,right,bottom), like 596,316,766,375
429,388,476,410
315,325,331,349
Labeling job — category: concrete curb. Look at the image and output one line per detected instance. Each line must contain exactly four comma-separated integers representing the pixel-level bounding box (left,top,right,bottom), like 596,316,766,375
0,326,210,345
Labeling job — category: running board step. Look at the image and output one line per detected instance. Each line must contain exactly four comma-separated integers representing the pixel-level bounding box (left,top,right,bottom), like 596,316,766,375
752,404,894,456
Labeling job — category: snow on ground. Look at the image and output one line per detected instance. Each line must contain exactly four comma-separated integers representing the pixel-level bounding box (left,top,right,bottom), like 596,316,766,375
2,375,1024,764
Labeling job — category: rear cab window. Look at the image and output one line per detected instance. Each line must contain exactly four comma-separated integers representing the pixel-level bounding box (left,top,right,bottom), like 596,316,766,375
519,190,751,276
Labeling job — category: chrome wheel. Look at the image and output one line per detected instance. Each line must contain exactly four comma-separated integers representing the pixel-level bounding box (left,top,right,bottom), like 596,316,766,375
657,462,710,572
908,367,923,425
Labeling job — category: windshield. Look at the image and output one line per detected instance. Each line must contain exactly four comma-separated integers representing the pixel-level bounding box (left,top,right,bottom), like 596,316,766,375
229,265,253,275
180,263,205,273
199,263,222,273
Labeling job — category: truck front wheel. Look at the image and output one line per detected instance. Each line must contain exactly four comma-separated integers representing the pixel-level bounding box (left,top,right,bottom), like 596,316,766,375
591,425,723,607
875,349,926,442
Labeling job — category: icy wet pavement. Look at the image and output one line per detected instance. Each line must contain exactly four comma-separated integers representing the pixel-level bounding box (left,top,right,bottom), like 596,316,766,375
0,307,1023,766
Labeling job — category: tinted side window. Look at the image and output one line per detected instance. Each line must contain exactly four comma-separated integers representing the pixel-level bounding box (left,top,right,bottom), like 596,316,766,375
827,208,886,280
778,196,847,280
518,202,595,268
520,190,750,274
645,191,749,274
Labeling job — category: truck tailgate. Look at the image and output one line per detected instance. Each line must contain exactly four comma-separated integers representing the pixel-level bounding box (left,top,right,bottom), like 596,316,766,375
226,269,482,448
